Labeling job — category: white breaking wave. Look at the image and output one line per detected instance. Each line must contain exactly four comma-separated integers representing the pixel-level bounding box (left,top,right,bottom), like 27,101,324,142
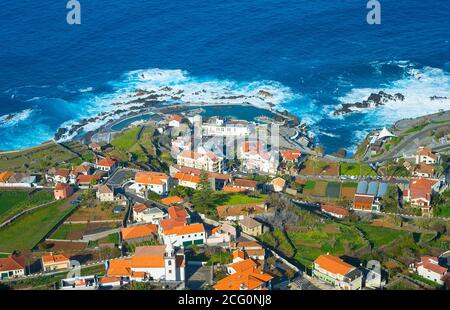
337,63,450,123
55,68,298,141
0,109,33,128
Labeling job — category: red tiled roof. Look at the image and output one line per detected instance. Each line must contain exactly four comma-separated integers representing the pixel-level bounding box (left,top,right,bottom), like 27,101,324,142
97,157,117,167
234,178,258,188
410,178,439,201
321,205,349,217
315,254,353,276
280,149,301,161
0,256,25,272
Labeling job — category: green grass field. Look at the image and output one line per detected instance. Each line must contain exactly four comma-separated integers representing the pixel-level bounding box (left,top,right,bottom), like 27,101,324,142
213,192,266,206
111,126,141,150
357,224,408,247
303,180,316,190
0,189,54,223
340,163,377,176
50,223,87,240
0,199,76,252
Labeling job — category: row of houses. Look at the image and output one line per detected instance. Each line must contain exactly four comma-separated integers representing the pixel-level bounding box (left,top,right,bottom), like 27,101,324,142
0,171,36,188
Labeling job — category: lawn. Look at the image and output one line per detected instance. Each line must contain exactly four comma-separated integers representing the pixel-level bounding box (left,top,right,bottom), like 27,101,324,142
0,199,76,252
340,163,376,176
213,192,266,206
0,189,54,223
99,232,120,245
111,126,141,150
50,223,87,240
303,180,316,190
357,224,408,248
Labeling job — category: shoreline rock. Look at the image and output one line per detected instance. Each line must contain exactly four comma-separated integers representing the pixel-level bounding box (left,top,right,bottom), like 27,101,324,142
333,91,405,116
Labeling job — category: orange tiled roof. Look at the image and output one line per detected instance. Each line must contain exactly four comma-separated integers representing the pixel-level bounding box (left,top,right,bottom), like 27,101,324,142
121,224,158,240
0,171,14,183
232,250,246,261
280,149,301,161
234,178,258,188
107,259,132,277
159,218,186,232
167,206,188,220
314,254,353,276
271,177,286,188
214,268,273,290
223,187,247,193
135,171,169,186
228,258,257,273
97,157,117,167
42,253,70,264
170,114,183,122
0,256,25,272
77,174,101,183
55,183,71,191
133,203,149,213
171,165,230,180
160,196,183,206
321,205,349,217
163,223,205,236
174,172,201,184
99,276,121,284
410,178,439,200
178,150,220,162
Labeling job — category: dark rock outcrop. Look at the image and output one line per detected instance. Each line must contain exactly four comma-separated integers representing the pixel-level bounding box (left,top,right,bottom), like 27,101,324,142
333,91,405,116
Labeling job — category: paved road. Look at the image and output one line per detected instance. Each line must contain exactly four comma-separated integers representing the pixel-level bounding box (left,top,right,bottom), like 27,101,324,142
185,265,212,290
365,122,450,164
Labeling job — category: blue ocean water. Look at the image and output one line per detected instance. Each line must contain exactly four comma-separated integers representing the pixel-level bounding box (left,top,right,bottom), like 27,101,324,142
0,0,449,153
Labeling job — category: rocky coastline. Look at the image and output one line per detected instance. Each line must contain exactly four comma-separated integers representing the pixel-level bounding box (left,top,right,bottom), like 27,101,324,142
333,91,405,116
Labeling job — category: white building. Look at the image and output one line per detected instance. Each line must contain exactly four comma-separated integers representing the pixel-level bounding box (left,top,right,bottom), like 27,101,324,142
240,142,278,175
131,171,170,196
96,184,115,202
202,118,251,137
415,147,440,165
161,223,206,247
106,244,185,282
133,203,166,224
95,157,118,173
176,150,223,173
413,256,448,285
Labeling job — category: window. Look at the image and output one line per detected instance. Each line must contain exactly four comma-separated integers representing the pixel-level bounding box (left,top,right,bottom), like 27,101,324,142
168,260,172,266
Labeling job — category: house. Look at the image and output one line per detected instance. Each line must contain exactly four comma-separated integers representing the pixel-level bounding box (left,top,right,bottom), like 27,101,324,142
280,149,301,163
240,141,278,175
0,172,36,188
176,150,223,173
46,168,70,184
216,203,267,221
95,157,118,173
121,224,158,244
353,181,389,212
54,183,74,200
415,147,440,165
60,275,97,290
239,216,263,237
77,174,101,187
160,196,184,206
161,223,206,247
227,258,259,275
96,184,115,202
0,256,25,279
413,256,448,285
201,117,251,137
89,142,103,152
168,114,183,127
320,205,349,219
412,164,435,178
213,268,273,290
206,225,233,246
173,172,201,190
0,171,14,185
231,179,258,191
132,203,166,224
364,260,385,289
404,178,440,216
106,244,185,282
313,254,363,290
353,194,376,212
69,164,92,184
170,164,230,190
270,177,286,192
41,253,71,272
214,256,272,290
231,241,266,261
131,171,170,196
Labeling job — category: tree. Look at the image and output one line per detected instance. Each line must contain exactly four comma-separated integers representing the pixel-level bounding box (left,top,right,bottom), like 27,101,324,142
192,172,215,215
